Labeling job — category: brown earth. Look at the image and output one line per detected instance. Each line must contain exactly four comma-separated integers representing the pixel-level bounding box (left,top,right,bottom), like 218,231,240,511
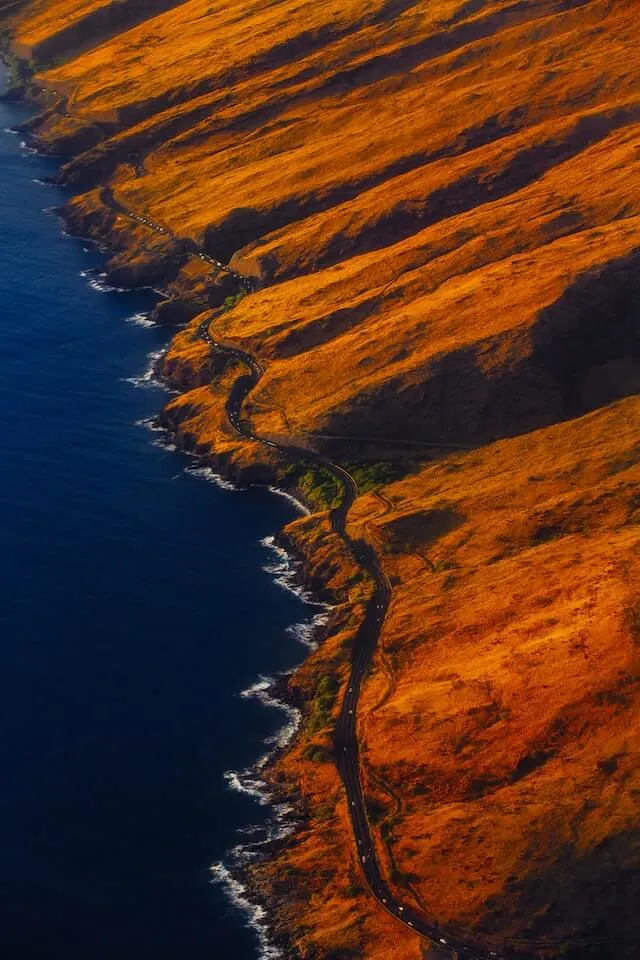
2,0,640,957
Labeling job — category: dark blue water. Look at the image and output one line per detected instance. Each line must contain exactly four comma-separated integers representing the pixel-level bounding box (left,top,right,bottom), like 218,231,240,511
0,84,309,959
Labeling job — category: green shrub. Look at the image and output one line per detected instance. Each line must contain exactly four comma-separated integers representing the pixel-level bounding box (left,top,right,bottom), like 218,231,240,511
345,883,364,898
285,459,342,510
302,743,331,763
221,291,246,312
364,797,386,824
344,460,406,493
307,671,340,734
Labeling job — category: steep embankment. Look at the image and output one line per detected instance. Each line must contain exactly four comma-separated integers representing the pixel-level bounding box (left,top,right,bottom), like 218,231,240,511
2,1,640,957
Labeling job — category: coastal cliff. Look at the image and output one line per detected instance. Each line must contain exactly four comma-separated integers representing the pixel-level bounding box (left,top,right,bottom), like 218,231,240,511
2,1,640,957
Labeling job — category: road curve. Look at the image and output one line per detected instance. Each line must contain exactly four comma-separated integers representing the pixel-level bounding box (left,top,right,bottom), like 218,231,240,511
197,316,492,960
100,187,617,960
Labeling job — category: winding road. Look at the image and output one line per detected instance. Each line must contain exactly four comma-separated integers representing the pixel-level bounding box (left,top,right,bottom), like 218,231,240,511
196,316,489,960
101,187,616,960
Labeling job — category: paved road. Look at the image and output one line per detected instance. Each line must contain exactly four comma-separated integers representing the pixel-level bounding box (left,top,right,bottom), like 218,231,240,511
197,315,494,959
198,315,625,960
101,186,255,292
100,187,617,960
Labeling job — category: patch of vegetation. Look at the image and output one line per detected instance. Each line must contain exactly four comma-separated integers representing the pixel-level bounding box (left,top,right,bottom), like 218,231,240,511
343,460,406,493
314,800,336,823
364,796,387,824
5,56,36,92
344,882,365,898
380,813,402,840
302,743,331,763
285,459,342,510
221,290,247,312
307,671,340,735
432,557,458,573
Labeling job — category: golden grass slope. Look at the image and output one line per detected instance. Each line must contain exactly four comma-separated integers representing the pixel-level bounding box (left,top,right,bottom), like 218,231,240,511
19,0,638,452
349,395,640,944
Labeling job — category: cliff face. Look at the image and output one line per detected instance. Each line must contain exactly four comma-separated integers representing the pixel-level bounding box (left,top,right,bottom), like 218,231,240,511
3,0,640,957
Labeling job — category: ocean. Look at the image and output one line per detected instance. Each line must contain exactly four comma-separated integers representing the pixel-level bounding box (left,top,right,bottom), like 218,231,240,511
0,79,315,959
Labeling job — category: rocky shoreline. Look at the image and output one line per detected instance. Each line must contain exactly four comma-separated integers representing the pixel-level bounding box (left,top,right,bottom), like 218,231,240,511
2,65,366,960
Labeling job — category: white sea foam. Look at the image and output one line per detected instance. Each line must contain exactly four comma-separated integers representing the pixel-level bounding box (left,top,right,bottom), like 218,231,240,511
286,609,330,651
80,269,125,294
89,278,121,294
211,793,300,956
123,349,165,388
151,437,177,452
212,535,334,956
260,535,321,604
223,674,301,812
236,823,266,838
240,676,301,753
267,485,310,515
209,862,284,960
125,311,155,328
135,416,163,432
185,464,237,491
231,810,296,860
19,139,38,154
260,537,332,631
225,769,270,804
3,127,19,135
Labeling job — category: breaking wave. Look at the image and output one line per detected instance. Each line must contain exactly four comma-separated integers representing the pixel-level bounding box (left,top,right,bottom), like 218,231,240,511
125,311,155,327
185,464,237,491
80,269,125,294
214,531,333,958
224,674,301,806
260,536,331,647
216,670,305,959
267,485,310,515
132,419,332,955
260,534,327,609
209,861,284,960
286,609,330,651
123,348,165,388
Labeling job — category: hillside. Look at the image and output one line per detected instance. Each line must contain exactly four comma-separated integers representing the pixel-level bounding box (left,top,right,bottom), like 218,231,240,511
2,0,640,957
